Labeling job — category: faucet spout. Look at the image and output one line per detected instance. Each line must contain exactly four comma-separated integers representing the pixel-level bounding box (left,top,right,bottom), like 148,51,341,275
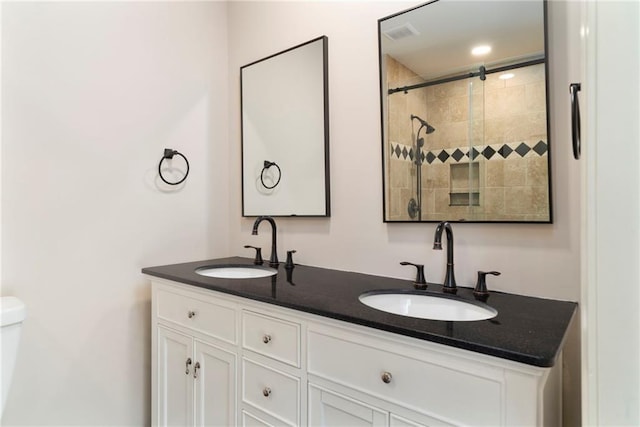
433,221,456,293
252,216,279,267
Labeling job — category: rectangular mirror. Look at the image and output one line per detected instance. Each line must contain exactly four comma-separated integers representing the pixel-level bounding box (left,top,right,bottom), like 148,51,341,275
242,36,330,217
379,1,551,223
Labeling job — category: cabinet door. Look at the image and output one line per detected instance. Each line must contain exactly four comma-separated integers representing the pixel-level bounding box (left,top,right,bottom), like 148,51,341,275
309,384,388,427
390,414,428,427
157,326,194,427
194,340,236,427
242,410,276,427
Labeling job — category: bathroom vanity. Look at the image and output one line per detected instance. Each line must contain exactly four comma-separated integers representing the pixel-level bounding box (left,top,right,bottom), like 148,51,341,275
143,257,576,426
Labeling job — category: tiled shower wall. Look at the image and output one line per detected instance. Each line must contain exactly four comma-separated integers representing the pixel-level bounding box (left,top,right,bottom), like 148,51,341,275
385,55,549,221
385,55,426,220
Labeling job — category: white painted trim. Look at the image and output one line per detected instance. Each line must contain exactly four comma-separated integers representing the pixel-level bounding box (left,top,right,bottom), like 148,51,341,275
0,1,3,284
582,1,640,424
581,0,598,423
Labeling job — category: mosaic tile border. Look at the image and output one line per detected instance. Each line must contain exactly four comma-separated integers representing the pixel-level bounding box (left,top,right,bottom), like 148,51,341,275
389,140,548,164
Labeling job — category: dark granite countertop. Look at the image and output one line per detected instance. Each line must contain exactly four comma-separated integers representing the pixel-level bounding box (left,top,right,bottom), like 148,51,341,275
142,256,577,368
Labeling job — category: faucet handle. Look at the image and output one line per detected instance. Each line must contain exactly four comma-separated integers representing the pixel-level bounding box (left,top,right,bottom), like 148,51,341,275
400,262,427,290
244,245,264,265
285,250,296,269
474,271,501,301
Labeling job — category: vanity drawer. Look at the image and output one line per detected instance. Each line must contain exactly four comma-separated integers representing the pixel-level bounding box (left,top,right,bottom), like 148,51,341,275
242,358,300,427
307,330,503,426
242,310,300,367
156,289,236,344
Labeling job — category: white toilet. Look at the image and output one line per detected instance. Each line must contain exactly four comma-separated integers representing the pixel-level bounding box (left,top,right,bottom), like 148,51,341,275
0,296,26,419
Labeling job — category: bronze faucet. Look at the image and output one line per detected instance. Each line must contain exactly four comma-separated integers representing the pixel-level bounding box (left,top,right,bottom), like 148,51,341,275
252,216,279,267
433,221,457,293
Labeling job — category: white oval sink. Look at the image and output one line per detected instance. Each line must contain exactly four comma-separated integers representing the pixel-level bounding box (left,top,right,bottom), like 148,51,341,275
359,291,497,321
195,265,277,279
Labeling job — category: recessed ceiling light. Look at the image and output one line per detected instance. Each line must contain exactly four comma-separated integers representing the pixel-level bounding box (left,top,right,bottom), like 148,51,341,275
499,73,515,80
471,45,491,56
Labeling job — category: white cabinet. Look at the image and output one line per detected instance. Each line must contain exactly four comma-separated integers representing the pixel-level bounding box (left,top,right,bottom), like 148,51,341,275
155,327,236,426
309,384,388,427
241,358,300,426
241,310,301,368
156,326,194,426
151,279,561,426
152,286,237,427
308,384,440,427
242,410,276,427
194,340,236,426
240,310,302,426
307,327,505,426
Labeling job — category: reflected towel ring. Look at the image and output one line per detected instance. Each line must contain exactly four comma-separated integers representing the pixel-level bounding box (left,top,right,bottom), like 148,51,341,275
158,148,189,185
260,160,281,189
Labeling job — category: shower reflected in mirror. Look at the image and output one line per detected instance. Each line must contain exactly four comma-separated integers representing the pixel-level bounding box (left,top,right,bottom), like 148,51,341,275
407,114,436,219
379,0,552,223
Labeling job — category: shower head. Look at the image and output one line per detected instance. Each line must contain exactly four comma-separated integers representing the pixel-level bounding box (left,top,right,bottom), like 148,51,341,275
411,114,436,134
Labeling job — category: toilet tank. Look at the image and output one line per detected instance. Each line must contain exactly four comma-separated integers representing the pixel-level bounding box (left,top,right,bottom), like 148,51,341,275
1,296,26,419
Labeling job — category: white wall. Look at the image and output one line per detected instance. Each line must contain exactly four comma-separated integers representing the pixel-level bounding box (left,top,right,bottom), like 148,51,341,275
1,2,228,425
228,1,580,301
227,1,582,423
1,1,586,425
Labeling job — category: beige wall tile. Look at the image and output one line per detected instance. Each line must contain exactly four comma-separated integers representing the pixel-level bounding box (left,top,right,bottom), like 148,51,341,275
505,63,545,87
434,188,450,215
483,74,505,91
390,158,410,189
503,185,548,216
526,155,549,186
421,163,434,190
421,188,436,215
385,59,549,222
486,160,505,187
426,97,448,126
485,85,527,119
440,122,468,148
531,185,549,214
483,187,506,214
484,117,508,145
449,95,469,122
526,111,548,144
525,81,547,113
434,79,466,99
425,163,449,189
504,158,527,186
389,187,401,218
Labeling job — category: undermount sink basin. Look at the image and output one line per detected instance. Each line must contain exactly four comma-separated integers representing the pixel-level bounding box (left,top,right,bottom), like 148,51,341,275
359,290,498,322
195,264,277,279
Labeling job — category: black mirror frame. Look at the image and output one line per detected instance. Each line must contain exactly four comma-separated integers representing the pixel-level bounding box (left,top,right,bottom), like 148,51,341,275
241,36,331,218
378,1,553,224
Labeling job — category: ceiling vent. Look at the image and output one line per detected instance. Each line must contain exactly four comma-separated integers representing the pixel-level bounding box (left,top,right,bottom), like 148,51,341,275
382,23,419,41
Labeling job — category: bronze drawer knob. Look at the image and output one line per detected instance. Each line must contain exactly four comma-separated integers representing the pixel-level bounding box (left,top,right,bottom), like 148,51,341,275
381,372,392,384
